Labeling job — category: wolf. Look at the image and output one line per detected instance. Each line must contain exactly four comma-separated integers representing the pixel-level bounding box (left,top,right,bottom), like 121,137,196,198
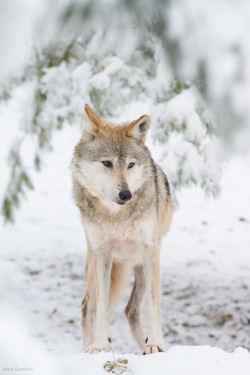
70,104,174,355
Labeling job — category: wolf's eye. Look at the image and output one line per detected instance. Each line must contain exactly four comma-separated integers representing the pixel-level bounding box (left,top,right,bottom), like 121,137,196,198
128,162,135,169
102,161,112,168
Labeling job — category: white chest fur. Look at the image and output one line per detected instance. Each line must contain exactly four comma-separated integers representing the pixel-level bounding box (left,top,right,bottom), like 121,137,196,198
84,216,158,264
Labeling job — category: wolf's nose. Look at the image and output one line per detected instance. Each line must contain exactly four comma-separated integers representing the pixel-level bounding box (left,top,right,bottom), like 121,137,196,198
119,189,132,202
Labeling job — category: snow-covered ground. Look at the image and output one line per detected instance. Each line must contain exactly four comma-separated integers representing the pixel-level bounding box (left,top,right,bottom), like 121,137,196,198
0,100,250,374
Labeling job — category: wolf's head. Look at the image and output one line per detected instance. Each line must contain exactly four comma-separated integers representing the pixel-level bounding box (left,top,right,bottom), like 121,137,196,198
71,104,151,209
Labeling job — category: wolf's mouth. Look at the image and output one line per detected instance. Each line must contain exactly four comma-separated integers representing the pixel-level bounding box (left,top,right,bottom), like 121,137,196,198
116,200,125,205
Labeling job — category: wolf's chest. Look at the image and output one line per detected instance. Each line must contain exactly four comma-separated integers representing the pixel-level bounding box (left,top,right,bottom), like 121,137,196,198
85,218,157,264
109,238,146,264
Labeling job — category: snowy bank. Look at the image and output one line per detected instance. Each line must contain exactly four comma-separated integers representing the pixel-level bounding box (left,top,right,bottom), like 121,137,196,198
55,346,250,375
2,313,249,375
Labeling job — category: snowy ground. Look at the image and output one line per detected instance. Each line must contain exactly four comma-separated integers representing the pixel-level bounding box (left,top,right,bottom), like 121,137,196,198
0,100,250,374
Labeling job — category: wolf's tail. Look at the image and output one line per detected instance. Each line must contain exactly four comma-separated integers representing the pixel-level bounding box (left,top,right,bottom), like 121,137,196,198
109,262,130,308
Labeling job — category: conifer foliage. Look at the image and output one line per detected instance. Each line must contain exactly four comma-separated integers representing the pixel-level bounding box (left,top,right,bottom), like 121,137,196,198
2,0,247,222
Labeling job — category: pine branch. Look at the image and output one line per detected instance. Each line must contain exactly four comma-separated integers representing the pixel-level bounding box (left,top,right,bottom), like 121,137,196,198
2,144,33,223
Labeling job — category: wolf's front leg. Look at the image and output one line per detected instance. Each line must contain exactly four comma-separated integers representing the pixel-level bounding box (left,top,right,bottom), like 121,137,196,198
143,246,165,354
85,249,112,354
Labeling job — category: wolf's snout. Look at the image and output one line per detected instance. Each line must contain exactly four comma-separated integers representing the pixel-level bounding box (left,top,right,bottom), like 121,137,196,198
119,189,132,202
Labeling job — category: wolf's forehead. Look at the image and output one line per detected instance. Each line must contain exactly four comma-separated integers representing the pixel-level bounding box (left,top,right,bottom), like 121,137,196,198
103,141,130,159
99,139,146,162
82,138,145,163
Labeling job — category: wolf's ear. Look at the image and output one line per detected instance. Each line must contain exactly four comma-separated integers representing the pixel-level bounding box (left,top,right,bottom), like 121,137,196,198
82,104,102,141
128,115,150,143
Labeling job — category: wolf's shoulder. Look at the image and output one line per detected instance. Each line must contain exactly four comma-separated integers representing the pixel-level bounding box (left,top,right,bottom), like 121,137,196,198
156,164,171,197
148,156,171,198
150,160,173,234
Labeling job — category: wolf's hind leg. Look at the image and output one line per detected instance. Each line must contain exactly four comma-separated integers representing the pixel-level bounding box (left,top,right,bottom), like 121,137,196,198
124,265,147,351
81,255,95,350
81,288,95,349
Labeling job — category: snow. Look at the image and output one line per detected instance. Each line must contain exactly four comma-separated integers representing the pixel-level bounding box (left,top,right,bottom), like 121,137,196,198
1,307,250,375
1,98,250,374
55,347,250,375
0,311,57,375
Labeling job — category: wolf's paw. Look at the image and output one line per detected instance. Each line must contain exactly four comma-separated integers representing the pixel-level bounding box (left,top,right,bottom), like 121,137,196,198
84,342,111,354
143,344,166,355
